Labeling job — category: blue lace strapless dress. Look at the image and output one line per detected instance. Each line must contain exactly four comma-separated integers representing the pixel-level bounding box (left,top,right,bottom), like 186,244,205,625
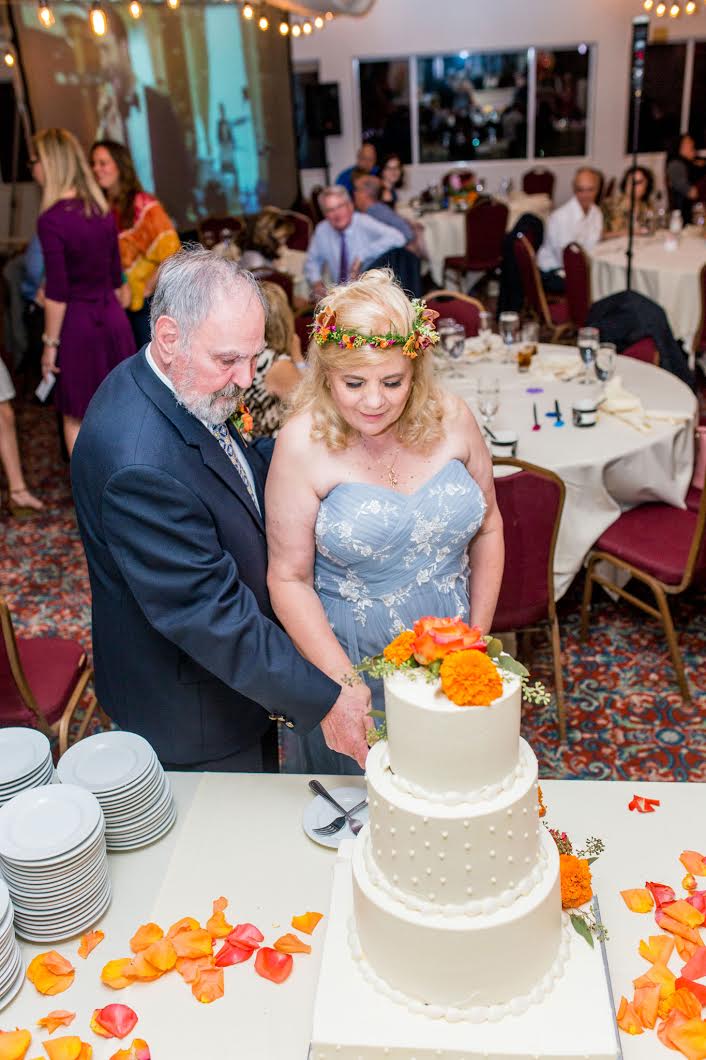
282,460,487,774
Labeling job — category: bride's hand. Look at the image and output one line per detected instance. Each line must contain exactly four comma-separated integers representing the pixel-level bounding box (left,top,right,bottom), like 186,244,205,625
321,679,373,768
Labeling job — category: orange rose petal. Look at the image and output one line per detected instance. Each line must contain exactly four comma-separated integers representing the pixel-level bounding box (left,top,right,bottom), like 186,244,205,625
77,931,104,960
656,909,703,945
26,953,76,996
42,1037,87,1060
273,934,312,955
171,929,213,959
140,938,176,973
677,978,706,1007
129,924,163,954
37,1012,75,1035
108,1042,150,1060
191,967,224,1004
206,898,233,940
100,959,133,990
681,947,706,982
290,912,323,936
658,1009,688,1051
669,1018,706,1060
621,888,654,913
175,955,213,983
0,1029,32,1060
633,983,661,1029
122,955,162,983
90,1006,138,1041
90,1012,112,1040
633,962,676,1000
616,996,643,1035
681,852,706,877
677,937,701,963
664,901,706,930
166,917,200,939
254,948,293,984
639,935,675,965
76,1049,91,1060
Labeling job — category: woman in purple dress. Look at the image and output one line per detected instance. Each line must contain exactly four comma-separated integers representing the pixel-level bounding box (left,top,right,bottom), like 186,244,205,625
35,128,135,455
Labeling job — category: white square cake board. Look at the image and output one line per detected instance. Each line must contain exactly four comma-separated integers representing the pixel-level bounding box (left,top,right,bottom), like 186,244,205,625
310,845,621,1060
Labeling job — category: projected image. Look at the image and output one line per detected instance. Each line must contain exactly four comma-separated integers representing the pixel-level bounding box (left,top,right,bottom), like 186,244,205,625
14,3,297,226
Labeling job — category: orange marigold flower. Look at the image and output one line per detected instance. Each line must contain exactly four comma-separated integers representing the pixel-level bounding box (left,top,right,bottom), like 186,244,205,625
537,785,547,817
342,335,356,349
241,412,254,433
439,649,502,707
383,631,416,666
559,853,593,909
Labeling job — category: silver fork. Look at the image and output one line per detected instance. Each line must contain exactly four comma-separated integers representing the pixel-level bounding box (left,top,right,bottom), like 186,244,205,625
309,779,367,836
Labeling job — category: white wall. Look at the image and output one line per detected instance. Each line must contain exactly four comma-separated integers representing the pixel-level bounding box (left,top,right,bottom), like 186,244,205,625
293,0,706,204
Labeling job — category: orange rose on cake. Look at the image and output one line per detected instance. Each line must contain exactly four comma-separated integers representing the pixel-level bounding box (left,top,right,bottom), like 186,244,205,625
412,617,486,665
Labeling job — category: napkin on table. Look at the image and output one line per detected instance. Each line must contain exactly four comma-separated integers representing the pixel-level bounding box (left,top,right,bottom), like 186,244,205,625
600,376,651,431
465,330,505,358
529,352,583,382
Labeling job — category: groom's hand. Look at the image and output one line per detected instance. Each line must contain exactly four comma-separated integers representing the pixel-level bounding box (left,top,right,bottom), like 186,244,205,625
321,682,373,769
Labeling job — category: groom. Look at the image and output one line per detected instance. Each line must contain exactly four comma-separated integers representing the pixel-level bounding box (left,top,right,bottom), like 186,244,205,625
71,247,371,771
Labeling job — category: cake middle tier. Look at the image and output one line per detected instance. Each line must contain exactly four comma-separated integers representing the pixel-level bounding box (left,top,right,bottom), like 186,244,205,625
366,737,542,909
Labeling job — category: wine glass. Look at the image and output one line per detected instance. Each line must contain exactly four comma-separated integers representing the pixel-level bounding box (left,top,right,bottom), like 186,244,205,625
478,310,494,335
441,320,466,376
498,311,520,364
577,326,599,386
477,377,500,434
594,342,617,395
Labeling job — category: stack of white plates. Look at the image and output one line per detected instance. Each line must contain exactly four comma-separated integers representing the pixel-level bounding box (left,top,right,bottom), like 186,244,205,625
0,784,111,943
0,879,23,1009
0,729,55,806
57,731,176,851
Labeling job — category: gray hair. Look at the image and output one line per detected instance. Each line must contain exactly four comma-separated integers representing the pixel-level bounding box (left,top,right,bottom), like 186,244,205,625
150,243,267,344
318,185,351,212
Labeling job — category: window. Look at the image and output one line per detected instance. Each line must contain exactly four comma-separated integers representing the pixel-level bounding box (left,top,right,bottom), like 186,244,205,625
626,43,685,154
689,42,706,150
416,50,528,164
358,59,412,165
534,46,591,158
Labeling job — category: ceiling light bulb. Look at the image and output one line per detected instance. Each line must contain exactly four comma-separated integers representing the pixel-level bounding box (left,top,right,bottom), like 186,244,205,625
89,1,107,35
37,1,55,27
258,13,268,28
324,10,333,19
669,2,680,13
242,2,254,17
3,49,15,66
129,0,142,17
291,22,301,35
685,0,696,10
278,19,289,33
302,19,312,33
655,1,666,13
314,14,324,27
643,0,654,9
167,0,179,8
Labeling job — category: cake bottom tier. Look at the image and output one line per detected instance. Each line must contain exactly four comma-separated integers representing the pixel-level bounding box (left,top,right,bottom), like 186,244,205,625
352,825,563,1010
311,841,620,1060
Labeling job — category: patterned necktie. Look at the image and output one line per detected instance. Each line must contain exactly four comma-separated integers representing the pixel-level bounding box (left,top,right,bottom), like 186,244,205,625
207,422,260,513
338,229,349,283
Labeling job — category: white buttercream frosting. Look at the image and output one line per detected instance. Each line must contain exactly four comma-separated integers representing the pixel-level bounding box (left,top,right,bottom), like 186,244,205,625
380,739,530,805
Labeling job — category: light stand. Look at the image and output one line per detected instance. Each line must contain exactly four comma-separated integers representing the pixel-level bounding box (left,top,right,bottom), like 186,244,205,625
626,16,649,290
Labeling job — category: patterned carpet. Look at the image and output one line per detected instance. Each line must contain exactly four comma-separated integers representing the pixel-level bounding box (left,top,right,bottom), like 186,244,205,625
2,396,705,782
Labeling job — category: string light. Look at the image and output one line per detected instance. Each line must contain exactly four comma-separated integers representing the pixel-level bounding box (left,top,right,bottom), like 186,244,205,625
3,47,15,67
258,12,268,28
655,1,667,13
324,10,333,19
302,19,312,33
314,14,324,27
128,0,142,17
89,1,107,35
669,1,680,14
291,22,301,35
166,0,180,9
643,0,654,9
242,2,254,17
37,0,55,27
685,0,696,11
278,19,289,34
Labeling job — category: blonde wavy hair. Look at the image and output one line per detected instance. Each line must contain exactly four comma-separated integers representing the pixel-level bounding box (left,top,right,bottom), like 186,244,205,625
289,269,444,451
34,128,108,216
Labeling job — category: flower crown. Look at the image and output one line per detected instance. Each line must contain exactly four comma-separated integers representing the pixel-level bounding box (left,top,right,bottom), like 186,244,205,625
311,298,440,359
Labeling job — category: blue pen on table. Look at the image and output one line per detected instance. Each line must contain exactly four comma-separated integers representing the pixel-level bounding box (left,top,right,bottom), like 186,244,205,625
554,399,565,427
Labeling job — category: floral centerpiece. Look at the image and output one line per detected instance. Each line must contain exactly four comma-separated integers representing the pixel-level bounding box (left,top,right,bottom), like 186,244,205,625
446,172,479,209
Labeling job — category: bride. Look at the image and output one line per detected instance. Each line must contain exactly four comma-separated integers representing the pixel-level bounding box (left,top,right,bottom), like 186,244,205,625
265,270,504,773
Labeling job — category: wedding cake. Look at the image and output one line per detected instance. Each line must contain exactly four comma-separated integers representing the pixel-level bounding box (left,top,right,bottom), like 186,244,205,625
310,625,620,1060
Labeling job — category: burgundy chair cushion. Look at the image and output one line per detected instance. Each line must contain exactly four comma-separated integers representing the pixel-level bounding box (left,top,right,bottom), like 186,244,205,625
492,469,562,631
622,338,658,365
0,638,87,727
686,486,702,514
513,235,544,316
562,243,590,329
284,214,312,252
250,268,294,306
444,202,509,272
595,503,705,585
548,299,571,325
426,296,481,337
522,170,555,198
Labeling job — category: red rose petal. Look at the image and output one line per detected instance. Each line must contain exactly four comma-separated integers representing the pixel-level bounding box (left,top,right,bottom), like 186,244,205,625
93,1003,139,1040
646,881,676,909
214,942,254,967
254,947,293,984
226,923,263,951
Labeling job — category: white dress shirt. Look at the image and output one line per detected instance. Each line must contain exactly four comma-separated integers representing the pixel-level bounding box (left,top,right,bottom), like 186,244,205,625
303,212,406,287
145,344,259,509
536,196,603,273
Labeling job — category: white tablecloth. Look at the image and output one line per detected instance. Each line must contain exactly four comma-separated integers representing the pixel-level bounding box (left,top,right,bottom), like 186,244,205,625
400,192,552,286
590,230,706,353
3,771,701,1059
444,348,697,597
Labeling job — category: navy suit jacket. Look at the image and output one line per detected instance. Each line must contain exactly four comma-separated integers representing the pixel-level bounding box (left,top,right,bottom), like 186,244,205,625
71,347,340,765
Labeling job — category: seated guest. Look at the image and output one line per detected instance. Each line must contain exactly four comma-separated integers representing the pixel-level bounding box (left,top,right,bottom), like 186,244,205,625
604,165,654,236
335,142,378,197
380,154,405,207
353,174,414,243
536,167,603,292
304,186,406,302
238,207,295,270
666,134,704,225
243,281,304,437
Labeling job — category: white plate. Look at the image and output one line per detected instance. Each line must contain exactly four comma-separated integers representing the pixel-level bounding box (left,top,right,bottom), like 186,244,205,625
14,886,112,943
57,731,156,794
0,947,22,995
14,876,112,927
0,960,25,1011
93,757,162,803
0,879,9,920
0,791,104,865
10,860,109,908
101,776,170,823
302,786,368,850
106,804,177,850
0,756,54,793
0,730,51,785
105,790,174,833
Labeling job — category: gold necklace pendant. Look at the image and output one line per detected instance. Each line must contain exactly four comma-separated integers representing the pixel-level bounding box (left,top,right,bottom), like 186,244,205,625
387,466,399,489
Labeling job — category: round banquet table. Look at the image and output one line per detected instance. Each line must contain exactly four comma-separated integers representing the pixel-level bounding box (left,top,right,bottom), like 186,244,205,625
443,346,697,598
399,192,552,287
589,229,706,353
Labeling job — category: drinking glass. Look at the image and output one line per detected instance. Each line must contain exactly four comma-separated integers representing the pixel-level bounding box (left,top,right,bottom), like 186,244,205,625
577,326,600,385
441,320,466,375
478,310,494,334
594,342,617,391
498,311,520,364
477,377,500,432
693,203,706,229
475,178,486,195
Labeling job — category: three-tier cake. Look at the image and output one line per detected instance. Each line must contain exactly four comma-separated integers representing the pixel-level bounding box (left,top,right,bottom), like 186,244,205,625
310,636,620,1059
